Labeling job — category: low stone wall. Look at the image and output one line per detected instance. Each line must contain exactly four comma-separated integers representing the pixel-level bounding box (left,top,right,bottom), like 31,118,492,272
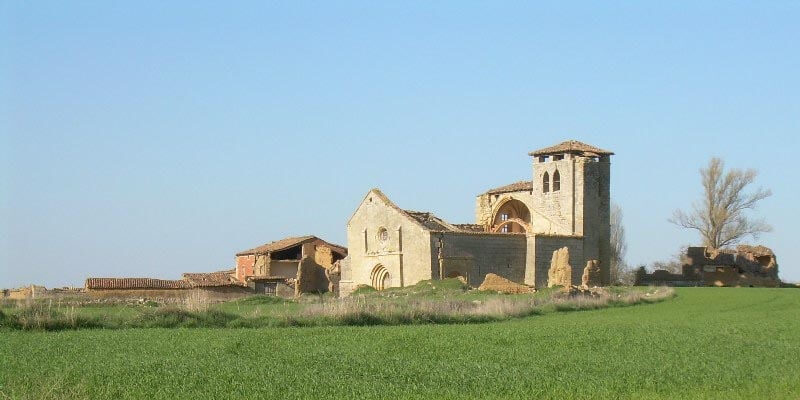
85,286,254,303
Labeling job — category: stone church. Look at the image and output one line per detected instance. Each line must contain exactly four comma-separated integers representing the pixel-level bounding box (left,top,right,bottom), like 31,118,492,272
339,140,612,296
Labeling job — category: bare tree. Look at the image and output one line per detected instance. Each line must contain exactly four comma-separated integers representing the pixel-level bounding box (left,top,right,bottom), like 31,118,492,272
649,246,689,274
670,157,772,249
609,203,628,284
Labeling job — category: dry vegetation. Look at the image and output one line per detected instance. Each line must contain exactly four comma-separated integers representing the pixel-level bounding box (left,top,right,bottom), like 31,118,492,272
0,280,673,330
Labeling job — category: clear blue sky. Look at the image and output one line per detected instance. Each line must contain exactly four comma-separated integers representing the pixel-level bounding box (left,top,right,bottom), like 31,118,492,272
2,2,798,287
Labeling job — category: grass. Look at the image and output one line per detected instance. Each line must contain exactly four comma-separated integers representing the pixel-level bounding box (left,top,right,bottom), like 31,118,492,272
0,281,669,330
1,287,798,399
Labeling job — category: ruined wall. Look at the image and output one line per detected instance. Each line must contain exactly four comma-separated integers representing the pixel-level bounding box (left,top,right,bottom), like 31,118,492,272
343,190,433,296
474,193,494,227
637,246,780,287
270,260,300,278
530,235,584,287
313,245,334,268
85,287,253,303
295,256,329,294
235,255,255,282
2,286,84,300
432,232,528,285
253,254,270,276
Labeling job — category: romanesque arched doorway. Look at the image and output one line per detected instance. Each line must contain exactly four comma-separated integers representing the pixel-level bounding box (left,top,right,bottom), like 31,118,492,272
492,199,531,233
370,264,391,290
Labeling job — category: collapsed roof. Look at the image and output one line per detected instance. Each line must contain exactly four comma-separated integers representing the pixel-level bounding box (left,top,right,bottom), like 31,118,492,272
236,236,347,257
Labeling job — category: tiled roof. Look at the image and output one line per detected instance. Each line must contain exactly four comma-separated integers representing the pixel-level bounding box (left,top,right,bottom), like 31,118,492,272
528,140,614,156
236,236,315,256
85,278,192,290
236,236,347,257
86,269,247,290
182,269,238,287
485,180,533,195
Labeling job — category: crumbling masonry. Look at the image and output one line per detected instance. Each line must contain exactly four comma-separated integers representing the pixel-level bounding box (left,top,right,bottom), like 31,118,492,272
339,140,613,295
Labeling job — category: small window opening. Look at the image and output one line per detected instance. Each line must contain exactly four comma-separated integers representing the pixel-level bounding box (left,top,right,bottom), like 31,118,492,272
554,154,564,161
542,172,550,193
553,170,561,191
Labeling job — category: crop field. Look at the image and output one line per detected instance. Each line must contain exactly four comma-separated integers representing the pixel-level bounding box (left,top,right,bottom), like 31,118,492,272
1,287,799,399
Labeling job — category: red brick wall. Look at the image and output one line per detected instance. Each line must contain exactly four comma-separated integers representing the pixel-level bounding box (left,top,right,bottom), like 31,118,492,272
236,255,255,282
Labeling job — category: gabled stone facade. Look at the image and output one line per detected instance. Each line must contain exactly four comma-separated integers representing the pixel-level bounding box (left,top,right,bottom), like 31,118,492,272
341,140,613,296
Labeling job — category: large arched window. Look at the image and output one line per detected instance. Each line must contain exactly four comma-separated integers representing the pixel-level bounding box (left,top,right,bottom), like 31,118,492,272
492,199,531,233
553,170,561,191
542,172,550,193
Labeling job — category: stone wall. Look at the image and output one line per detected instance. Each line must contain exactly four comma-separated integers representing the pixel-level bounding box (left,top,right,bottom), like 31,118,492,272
85,286,253,303
530,156,578,235
2,286,84,300
343,189,433,296
295,256,330,294
580,158,611,284
531,235,584,287
432,232,528,285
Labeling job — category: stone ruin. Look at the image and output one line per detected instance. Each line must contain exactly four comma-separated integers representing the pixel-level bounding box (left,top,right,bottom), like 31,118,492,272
548,247,572,288
581,260,602,288
636,245,780,287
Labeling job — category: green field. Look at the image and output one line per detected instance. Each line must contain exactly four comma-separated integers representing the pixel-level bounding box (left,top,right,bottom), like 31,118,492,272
1,287,798,399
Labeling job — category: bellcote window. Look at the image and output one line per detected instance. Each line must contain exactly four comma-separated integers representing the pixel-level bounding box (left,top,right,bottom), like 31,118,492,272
542,172,550,193
553,170,561,191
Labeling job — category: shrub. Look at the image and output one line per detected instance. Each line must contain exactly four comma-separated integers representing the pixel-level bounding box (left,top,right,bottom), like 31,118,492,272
237,295,289,305
351,285,377,295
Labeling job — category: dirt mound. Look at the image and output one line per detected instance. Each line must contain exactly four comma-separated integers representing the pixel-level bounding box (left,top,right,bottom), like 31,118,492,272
478,273,533,294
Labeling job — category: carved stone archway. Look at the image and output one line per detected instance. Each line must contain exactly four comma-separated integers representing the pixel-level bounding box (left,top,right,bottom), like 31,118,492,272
370,264,391,290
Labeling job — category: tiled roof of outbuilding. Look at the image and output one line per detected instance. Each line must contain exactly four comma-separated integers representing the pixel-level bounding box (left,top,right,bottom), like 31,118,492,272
85,278,192,290
236,236,347,257
529,140,614,156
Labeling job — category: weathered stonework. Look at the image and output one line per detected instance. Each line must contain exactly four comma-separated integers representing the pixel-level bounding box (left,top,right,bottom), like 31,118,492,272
234,236,347,293
636,245,781,287
343,140,614,296
581,260,601,287
547,247,572,288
